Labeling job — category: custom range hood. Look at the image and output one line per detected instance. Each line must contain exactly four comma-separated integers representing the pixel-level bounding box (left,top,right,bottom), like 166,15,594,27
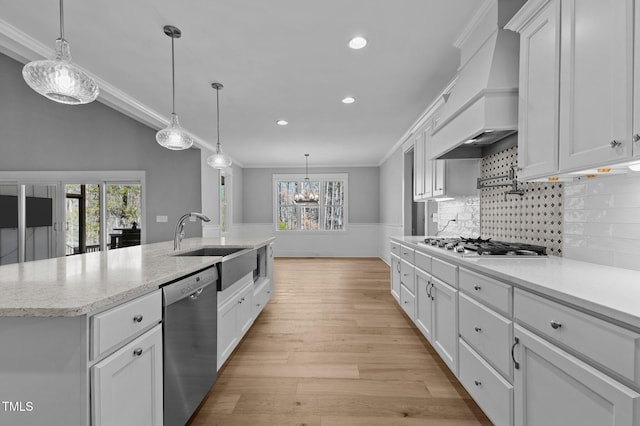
431,0,524,159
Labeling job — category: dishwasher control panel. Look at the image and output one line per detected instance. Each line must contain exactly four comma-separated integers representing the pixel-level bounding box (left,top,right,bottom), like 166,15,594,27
163,267,218,304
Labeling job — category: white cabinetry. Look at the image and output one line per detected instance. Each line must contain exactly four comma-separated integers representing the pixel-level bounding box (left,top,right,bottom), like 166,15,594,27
92,324,163,426
513,325,640,426
390,254,401,302
218,274,254,369
507,0,637,178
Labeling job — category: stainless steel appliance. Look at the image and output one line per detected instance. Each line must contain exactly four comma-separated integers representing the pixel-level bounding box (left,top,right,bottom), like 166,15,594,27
162,266,218,426
421,237,547,257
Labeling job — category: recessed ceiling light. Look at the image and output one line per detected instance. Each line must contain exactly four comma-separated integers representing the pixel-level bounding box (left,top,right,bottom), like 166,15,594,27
342,96,355,104
464,138,477,144
276,120,288,126
348,36,367,50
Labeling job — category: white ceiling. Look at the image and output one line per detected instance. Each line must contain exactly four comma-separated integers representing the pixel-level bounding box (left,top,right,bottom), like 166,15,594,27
0,0,481,167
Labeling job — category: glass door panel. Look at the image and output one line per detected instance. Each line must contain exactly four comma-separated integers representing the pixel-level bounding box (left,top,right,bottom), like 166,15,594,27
106,184,141,249
65,184,101,255
0,185,19,265
24,184,57,262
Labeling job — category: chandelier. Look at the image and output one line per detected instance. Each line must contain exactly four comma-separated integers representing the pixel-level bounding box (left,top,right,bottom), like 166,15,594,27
294,154,319,205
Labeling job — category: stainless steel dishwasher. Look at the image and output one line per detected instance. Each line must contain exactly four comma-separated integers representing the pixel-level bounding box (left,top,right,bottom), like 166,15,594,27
162,266,218,426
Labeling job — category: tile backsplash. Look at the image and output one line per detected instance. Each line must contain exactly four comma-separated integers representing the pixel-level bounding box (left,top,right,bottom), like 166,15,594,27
435,196,480,238
563,172,640,270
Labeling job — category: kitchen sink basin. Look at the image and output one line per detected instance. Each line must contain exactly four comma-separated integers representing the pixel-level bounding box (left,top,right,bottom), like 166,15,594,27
176,246,257,291
176,247,245,257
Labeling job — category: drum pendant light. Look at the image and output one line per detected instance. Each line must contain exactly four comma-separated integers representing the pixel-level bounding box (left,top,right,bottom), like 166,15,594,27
155,25,194,150
206,82,233,169
22,0,99,105
294,154,319,205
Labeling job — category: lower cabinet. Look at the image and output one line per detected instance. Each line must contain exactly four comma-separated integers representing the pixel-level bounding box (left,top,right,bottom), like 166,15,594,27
390,254,401,301
91,324,163,426
218,274,255,369
513,324,640,426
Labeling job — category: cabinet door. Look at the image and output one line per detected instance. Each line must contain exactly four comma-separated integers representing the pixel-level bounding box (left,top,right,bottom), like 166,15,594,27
92,324,163,426
390,255,401,301
267,243,274,282
559,0,633,172
513,325,640,426
413,130,425,200
432,159,445,197
517,0,560,179
237,282,254,335
218,295,239,369
431,277,458,375
415,268,433,342
423,125,434,198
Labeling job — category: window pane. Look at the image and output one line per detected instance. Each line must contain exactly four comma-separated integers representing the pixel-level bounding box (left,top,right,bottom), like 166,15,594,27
106,184,142,249
301,180,320,197
301,207,319,230
277,181,298,205
278,206,298,230
324,206,344,230
324,181,344,206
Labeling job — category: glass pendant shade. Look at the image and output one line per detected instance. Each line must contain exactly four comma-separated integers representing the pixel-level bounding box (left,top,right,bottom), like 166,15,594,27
207,144,233,169
22,0,99,105
294,154,319,205
206,82,232,169
155,113,194,150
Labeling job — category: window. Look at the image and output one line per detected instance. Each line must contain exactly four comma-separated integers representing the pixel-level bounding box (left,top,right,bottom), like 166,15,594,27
274,174,347,231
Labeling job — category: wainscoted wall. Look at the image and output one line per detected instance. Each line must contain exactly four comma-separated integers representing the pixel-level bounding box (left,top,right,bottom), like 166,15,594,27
563,172,640,271
480,146,563,256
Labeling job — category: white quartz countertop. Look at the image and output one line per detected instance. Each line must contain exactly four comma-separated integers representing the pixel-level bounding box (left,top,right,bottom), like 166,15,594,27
0,236,274,317
391,236,640,330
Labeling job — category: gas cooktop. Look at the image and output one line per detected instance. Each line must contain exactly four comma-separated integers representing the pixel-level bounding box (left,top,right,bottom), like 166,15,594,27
420,237,547,257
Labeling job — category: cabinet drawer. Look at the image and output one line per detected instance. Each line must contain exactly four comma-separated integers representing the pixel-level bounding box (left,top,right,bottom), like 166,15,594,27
414,251,431,273
515,289,640,386
390,242,401,257
431,257,457,287
459,339,513,426
459,293,513,380
459,268,512,315
91,290,162,360
399,245,415,263
400,285,416,320
400,260,415,293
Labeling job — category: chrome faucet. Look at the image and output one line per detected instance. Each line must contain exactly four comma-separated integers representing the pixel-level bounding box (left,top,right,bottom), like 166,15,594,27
174,212,211,250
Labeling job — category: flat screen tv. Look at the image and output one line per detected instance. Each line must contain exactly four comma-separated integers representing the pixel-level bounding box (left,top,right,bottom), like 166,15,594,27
0,195,53,228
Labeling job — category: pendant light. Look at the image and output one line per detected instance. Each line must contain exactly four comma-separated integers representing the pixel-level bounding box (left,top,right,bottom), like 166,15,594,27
155,25,194,150
206,82,233,169
22,0,99,105
294,154,319,205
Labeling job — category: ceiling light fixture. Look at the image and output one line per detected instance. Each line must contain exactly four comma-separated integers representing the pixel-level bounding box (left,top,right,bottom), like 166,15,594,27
342,96,355,104
348,36,367,50
22,0,99,105
207,83,233,169
294,154,319,205
277,120,289,126
155,25,194,151
629,162,640,172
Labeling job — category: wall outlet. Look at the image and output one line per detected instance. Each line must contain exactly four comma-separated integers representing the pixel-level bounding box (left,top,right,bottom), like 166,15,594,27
156,215,168,223
431,213,438,222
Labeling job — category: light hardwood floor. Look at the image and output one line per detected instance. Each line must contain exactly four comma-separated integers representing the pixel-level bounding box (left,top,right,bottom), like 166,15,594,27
189,258,491,425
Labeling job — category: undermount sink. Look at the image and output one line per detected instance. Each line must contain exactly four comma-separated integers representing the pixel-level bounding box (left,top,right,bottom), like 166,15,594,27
176,246,257,291
176,247,245,257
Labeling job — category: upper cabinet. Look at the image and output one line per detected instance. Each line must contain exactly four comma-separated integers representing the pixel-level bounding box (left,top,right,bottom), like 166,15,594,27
507,0,639,180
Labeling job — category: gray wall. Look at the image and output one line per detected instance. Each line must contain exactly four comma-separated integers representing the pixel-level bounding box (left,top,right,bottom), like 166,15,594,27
242,166,380,224
379,147,403,226
0,53,202,243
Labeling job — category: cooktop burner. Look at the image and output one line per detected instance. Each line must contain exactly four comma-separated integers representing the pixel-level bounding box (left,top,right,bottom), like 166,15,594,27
422,237,547,256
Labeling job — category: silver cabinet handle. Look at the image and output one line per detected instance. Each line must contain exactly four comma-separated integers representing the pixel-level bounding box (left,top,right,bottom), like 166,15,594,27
610,140,622,148
133,348,143,357
473,285,481,291
396,263,401,273
550,320,562,330
512,337,520,370
267,290,272,294
133,315,143,323
190,288,204,300
634,134,640,143
474,380,482,386
474,326,482,333
404,300,409,304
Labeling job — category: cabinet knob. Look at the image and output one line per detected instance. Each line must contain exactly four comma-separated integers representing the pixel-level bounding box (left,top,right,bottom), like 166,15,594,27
474,326,482,333
133,348,143,357
404,301,409,304
634,134,640,143
133,315,143,323
474,380,482,387
550,320,562,330
610,140,622,148
473,285,481,291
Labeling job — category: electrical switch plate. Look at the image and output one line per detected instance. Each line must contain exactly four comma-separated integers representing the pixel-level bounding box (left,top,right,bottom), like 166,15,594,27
156,215,168,223
431,213,438,222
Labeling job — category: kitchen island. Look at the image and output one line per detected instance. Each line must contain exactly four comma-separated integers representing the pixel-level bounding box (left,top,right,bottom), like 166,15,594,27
0,236,274,426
